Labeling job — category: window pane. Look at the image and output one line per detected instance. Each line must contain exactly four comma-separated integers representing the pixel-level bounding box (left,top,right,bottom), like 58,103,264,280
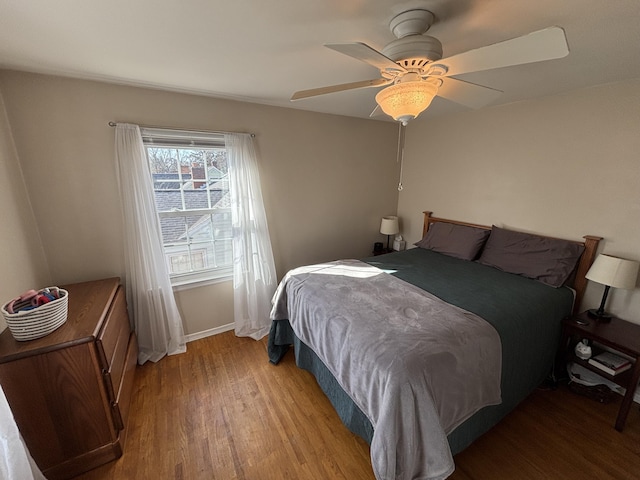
182,213,211,242
158,215,187,245
169,253,191,274
148,147,178,175
145,143,232,284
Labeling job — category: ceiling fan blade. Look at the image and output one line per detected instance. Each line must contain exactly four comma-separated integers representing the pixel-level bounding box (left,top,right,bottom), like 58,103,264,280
436,77,502,109
291,78,391,101
436,26,569,77
325,43,406,74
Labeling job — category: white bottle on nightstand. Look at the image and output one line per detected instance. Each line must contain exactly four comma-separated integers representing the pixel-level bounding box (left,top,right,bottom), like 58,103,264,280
393,235,406,251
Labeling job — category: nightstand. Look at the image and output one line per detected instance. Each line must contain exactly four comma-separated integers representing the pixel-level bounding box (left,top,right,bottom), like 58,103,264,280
560,311,640,431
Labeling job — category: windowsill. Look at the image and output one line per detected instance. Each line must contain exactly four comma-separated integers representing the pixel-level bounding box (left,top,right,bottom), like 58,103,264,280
171,273,233,292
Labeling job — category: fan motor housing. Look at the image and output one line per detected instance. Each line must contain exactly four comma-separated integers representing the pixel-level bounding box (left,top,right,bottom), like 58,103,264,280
389,9,435,38
382,35,443,68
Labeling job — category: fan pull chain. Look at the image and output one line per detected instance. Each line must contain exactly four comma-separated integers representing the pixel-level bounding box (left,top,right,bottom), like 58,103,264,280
396,122,405,191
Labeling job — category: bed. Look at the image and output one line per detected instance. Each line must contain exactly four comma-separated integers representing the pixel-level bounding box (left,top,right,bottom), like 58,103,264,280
268,211,601,480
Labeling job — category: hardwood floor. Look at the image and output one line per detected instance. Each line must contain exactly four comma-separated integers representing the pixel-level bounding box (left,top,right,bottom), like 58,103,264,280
74,332,640,480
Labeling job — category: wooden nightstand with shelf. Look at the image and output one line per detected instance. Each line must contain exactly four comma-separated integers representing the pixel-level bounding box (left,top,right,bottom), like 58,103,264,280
560,311,640,431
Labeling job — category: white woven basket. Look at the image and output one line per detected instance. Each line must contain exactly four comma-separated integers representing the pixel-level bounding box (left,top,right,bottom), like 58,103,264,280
1,288,69,341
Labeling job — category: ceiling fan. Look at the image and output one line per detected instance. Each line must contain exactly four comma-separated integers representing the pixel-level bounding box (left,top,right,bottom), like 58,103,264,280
291,9,569,125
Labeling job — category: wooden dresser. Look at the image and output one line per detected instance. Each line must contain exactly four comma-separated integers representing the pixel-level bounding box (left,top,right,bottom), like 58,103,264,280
0,277,138,479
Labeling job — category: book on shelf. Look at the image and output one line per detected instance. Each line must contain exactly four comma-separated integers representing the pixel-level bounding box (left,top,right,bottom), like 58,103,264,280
587,351,632,376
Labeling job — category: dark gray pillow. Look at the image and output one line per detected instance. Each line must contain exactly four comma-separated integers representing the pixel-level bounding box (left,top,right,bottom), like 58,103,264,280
477,225,585,287
415,222,490,261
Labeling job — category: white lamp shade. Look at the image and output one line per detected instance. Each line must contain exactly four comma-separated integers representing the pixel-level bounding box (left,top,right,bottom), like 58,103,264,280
380,216,399,235
375,79,439,126
585,254,639,289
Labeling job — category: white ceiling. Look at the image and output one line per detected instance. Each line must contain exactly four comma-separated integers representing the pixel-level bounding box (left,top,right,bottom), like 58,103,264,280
1,0,639,122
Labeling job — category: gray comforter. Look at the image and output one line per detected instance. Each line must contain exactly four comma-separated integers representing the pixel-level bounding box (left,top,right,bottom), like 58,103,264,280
270,260,502,480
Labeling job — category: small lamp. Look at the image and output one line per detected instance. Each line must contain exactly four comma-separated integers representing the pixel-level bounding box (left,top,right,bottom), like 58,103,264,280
585,254,639,320
380,216,399,251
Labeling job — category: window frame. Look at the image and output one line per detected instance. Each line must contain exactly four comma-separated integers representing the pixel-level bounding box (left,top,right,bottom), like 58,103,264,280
141,128,233,288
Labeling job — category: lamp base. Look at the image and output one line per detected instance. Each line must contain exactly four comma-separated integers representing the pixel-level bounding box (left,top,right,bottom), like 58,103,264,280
587,309,612,322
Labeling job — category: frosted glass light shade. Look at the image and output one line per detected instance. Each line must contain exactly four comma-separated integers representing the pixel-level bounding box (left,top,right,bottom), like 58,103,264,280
585,254,639,289
375,80,439,125
380,216,399,235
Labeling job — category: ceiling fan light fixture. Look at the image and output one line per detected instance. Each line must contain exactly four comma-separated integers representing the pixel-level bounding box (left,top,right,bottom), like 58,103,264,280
375,79,439,125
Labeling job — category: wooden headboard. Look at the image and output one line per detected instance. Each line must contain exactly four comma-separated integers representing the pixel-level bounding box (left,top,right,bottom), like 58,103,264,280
422,211,602,313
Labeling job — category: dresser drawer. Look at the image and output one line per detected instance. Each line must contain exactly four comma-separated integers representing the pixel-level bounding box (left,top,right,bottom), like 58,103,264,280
96,287,131,402
111,332,138,432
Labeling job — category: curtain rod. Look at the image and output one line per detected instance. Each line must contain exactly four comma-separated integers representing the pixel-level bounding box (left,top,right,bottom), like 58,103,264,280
108,121,255,137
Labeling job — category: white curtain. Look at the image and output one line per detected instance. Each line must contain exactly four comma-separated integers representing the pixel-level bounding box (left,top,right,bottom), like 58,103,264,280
114,123,186,364
0,385,46,480
226,133,277,340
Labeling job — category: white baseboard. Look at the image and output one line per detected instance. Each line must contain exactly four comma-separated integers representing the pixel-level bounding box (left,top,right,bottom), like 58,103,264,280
185,323,234,343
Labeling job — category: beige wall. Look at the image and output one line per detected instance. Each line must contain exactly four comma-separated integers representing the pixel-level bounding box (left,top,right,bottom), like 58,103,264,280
0,89,51,332
0,70,399,336
398,78,640,322
4,68,637,335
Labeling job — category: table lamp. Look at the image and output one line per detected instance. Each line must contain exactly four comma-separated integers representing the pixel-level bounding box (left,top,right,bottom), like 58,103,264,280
585,254,639,320
380,216,399,251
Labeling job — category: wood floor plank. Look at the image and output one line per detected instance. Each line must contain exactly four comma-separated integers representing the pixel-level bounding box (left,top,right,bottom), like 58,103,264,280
72,332,640,480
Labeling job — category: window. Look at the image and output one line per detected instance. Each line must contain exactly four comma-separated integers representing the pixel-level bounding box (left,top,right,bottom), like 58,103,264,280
141,128,232,286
